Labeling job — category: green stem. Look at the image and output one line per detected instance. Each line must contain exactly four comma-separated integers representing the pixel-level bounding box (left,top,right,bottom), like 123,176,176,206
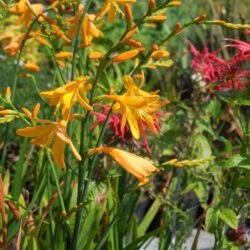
46,150,66,213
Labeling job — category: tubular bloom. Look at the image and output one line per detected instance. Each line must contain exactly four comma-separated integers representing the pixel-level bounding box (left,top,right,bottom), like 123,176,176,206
90,147,159,186
102,75,169,140
95,0,136,23
16,120,81,168
40,77,93,119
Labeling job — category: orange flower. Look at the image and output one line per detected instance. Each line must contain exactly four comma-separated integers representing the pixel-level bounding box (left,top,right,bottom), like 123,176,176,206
4,33,30,56
8,0,43,28
40,77,92,119
96,0,136,23
90,147,159,186
67,4,103,47
16,120,81,168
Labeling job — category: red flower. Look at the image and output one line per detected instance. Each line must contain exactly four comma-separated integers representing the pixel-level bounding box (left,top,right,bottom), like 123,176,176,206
189,35,250,91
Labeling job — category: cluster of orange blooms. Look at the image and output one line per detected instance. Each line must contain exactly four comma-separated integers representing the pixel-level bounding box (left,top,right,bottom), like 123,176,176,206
0,0,185,186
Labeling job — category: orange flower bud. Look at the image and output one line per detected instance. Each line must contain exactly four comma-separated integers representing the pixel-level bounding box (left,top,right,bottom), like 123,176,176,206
126,39,142,48
124,4,133,24
55,52,73,58
35,36,50,47
5,86,11,101
174,22,182,33
149,0,155,10
89,51,104,59
22,107,32,117
147,15,167,22
151,50,170,59
0,109,15,115
111,50,139,63
56,60,65,68
23,63,40,72
194,14,207,22
151,44,159,51
167,1,182,7
32,103,40,117
144,23,157,28
123,27,138,41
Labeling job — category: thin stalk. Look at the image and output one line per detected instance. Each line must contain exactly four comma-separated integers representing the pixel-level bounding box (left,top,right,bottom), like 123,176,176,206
46,150,66,213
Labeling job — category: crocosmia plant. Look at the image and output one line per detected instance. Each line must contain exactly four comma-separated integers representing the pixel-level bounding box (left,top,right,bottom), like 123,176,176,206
0,0,249,249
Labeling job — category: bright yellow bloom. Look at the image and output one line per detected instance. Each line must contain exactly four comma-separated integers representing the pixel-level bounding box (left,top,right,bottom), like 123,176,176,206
103,75,167,140
67,4,103,47
96,0,136,23
90,147,159,186
40,77,93,120
8,0,43,28
16,120,81,168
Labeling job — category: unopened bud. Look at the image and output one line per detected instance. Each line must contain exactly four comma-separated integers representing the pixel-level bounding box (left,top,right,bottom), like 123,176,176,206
124,4,133,24
194,14,207,23
151,44,159,51
5,86,11,101
174,22,182,33
22,107,32,117
32,103,40,117
149,0,155,10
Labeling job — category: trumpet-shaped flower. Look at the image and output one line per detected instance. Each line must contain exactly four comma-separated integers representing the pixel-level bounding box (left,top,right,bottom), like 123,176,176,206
103,75,168,140
40,77,92,119
67,4,103,47
8,0,43,28
96,0,136,23
90,147,159,186
16,120,81,168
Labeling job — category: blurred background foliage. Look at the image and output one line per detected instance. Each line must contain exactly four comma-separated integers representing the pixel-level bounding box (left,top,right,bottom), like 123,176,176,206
0,0,249,249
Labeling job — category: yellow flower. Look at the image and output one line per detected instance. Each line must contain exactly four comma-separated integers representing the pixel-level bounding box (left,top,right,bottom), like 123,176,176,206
103,75,166,140
90,147,159,186
40,77,93,119
96,0,136,23
67,4,103,47
8,0,43,28
16,120,81,168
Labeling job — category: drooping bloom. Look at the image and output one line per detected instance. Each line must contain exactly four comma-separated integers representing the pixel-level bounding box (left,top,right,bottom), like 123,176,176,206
8,0,44,28
16,120,81,168
40,77,93,119
90,147,159,186
67,4,103,47
95,0,136,23
4,33,29,56
102,75,168,140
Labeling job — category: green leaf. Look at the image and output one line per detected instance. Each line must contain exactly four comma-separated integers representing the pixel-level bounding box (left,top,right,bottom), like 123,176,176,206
137,198,161,237
234,99,250,106
194,135,212,159
222,154,244,169
205,207,219,232
218,208,238,229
